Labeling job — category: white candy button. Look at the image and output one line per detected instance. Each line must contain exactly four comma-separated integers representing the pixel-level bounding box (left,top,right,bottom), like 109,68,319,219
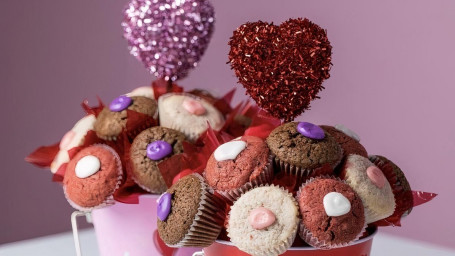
335,124,360,142
75,155,101,178
214,141,247,161
323,192,351,217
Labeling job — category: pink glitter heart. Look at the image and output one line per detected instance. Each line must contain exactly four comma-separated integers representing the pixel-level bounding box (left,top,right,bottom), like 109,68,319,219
122,0,215,81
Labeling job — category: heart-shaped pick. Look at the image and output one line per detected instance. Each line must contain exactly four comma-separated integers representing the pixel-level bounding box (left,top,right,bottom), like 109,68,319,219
228,18,332,121
122,0,215,81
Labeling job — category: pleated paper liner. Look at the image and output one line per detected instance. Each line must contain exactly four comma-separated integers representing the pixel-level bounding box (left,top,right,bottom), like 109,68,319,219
63,144,124,212
272,152,341,187
215,154,274,202
169,174,225,248
296,176,367,250
226,184,300,256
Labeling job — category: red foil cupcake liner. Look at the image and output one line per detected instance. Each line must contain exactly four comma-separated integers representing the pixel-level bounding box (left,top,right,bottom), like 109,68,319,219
215,155,274,202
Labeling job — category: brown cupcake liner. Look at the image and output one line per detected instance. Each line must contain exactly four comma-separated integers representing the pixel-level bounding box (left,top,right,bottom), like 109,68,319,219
272,152,341,184
169,174,224,248
226,185,299,256
296,176,367,249
215,155,274,202
63,144,124,212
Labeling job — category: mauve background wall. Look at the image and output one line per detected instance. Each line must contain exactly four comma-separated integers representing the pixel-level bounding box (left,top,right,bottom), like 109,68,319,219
1,0,454,249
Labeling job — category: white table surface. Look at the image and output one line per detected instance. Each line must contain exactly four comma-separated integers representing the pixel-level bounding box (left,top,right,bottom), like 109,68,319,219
0,228,454,256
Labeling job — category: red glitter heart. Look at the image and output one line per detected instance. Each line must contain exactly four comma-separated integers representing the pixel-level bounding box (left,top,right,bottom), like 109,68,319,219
228,18,332,121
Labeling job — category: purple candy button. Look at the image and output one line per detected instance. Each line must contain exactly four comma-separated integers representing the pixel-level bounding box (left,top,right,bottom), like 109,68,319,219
109,95,132,112
297,122,325,140
146,141,172,161
157,192,172,221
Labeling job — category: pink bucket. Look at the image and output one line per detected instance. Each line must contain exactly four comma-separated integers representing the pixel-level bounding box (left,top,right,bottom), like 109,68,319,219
201,227,377,256
91,194,201,256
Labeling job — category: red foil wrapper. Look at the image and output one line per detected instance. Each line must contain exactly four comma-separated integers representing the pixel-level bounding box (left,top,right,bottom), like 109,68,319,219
113,134,147,204
244,109,281,139
25,143,60,168
412,191,437,207
81,97,104,116
152,78,183,99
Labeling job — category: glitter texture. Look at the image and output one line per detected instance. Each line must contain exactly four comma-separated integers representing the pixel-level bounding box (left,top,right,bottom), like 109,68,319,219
228,18,332,121
122,0,215,81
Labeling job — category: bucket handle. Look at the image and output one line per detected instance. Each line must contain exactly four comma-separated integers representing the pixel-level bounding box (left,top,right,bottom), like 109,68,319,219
71,211,92,256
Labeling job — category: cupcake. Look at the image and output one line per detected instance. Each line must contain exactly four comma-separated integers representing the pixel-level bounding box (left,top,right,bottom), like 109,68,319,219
204,136,273,201
320,125,367,158
157,174,224,247
369,155,413,224
94,95,158,141
130,126,186,194
296,178,365,249
51,114,97,173
266,122,342,178
158,92,225,141
227,185,299,256
340,155,396,224
63,144,123,211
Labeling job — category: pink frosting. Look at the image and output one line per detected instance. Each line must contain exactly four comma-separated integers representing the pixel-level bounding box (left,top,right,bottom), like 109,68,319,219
248,207,276,230
182,98,206,115
59,131,75,150
366,166,386,188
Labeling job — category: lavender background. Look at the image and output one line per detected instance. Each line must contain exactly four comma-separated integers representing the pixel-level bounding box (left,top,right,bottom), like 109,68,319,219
1,0,454,249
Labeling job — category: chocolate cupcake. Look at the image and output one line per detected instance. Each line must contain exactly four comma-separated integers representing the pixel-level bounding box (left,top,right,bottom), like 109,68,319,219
157,174,224,247
320,125,367,158
297,178,365,249
158,93,225,141
130,126,186,194
266,122,342,178
63,144,123,211
369,155,413,224
227,185,299,256
94,95,158,141
204,136,273,201
340,155,396,224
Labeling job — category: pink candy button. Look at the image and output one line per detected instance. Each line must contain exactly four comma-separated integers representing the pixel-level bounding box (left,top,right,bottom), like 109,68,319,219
248,207,276,230
366,166,386,188
182,98,206,115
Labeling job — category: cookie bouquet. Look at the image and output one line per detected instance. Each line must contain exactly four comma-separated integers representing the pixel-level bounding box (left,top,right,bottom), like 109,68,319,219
26,0,436,256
